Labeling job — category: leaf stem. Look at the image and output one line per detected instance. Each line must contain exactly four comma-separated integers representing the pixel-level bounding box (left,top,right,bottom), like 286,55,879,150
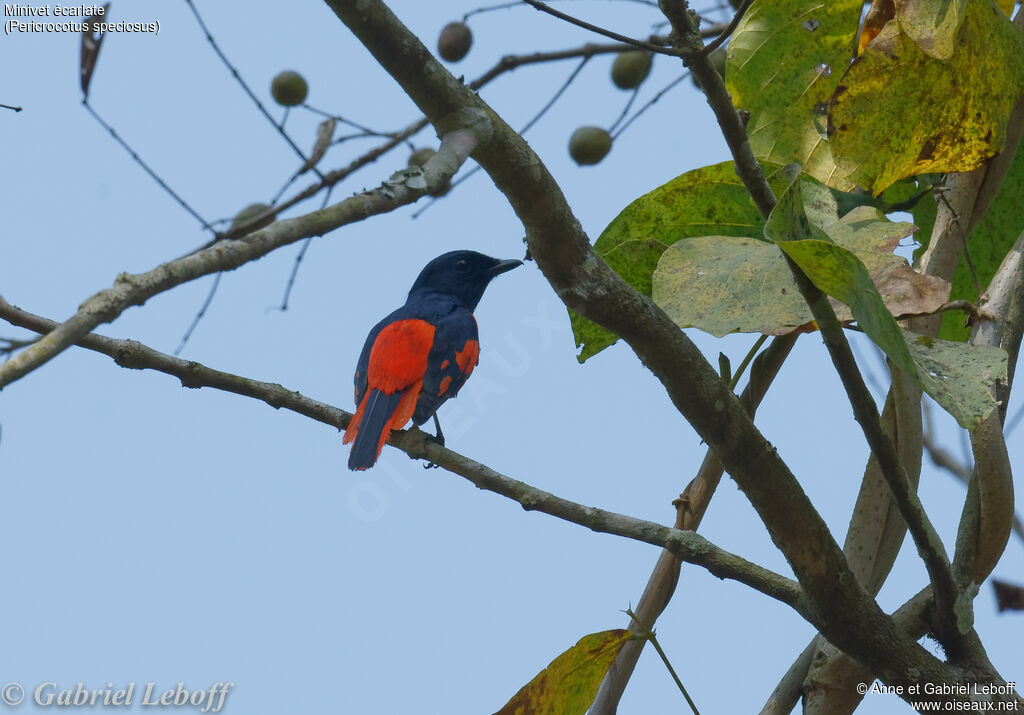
728,334,768,391
626,609,700,714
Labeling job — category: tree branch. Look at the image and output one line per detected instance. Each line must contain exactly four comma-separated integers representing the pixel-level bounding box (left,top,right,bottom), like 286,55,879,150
954,232,1024,585
0,298,805,611
0,126,482,390
206,32,726,246
593,332,798,713
923,406,1024,547
656,0,963,655
519,0,684,56
771,179,1024,714
324,0,977,693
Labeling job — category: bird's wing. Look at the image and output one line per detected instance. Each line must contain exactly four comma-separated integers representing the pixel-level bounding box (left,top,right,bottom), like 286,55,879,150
413,308,479,425
353,306,435,404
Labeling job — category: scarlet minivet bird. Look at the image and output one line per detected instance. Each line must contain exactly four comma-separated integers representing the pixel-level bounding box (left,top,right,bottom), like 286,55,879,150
344,250,522,470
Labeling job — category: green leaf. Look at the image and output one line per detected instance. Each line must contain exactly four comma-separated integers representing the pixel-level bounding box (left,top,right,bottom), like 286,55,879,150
941,131,1024,341
829,1,1024,193
569,238,668,361
593,161,770,252
571,161,773,361
493,630,633,715
894,0,968,60
570,162,849,360
777,238,920,377
905,331,1007,429
727,0,862,189
827,176,938,230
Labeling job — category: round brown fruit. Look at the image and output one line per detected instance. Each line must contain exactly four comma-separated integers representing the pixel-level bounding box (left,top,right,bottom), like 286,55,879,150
271,71,308,107
407,147,451,196
438,22,472,62
408,147,437,167
611,51,653,90
568,127,612,166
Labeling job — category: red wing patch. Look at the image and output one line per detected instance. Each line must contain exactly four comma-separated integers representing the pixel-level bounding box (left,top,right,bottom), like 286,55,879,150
440,359,450,369
455,339,479,375
368,319,435,394
438,375,452,396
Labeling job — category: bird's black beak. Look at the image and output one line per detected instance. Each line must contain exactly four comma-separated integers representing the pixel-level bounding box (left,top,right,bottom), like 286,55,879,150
488,259,523,277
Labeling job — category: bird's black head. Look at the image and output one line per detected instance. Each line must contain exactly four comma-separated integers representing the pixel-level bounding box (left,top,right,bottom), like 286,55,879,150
408,250,522,310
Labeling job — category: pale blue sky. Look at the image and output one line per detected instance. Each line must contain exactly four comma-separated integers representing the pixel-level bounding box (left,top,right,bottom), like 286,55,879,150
2,1,1021,713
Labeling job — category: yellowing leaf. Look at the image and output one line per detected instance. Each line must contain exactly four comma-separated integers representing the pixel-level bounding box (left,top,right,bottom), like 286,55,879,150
728,0,862,189
895,0,968,59
829,1,1024,193
571,161,774,362
494,630,632,715
651,206,946,337
765,171,1001,428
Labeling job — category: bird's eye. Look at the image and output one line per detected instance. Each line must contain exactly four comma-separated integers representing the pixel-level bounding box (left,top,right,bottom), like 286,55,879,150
456,259,469,272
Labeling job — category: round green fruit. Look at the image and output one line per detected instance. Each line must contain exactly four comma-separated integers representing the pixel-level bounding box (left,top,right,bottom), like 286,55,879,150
271,71,308,107
230,203,273,233
568,127,612,166
438,22,472,62
611,51,653,90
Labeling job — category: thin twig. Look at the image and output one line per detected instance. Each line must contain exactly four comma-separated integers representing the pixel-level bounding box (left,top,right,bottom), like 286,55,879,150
0,297,806,610
923,405,1024,546
183,116,431,255
657,0,962,652
82,100,213,232
0,126,483,389
182,0,321,178
521,0,685,55
697,0,753,56
276,186,335,310
593,333,797,713
1,103,23,112
523,57,591,134
1,336,38,358
609,83,642,134
202,32,723,246
626,609,700,714
466,0,660,21
611,70,689,139
174,273,222,355
329,0,963,689
412,57,590,218
935,186,983,299
895,299,993,324
301,104,393,138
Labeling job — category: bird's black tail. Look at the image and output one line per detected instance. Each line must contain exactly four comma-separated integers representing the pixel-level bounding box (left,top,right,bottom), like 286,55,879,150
346,388,407,470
